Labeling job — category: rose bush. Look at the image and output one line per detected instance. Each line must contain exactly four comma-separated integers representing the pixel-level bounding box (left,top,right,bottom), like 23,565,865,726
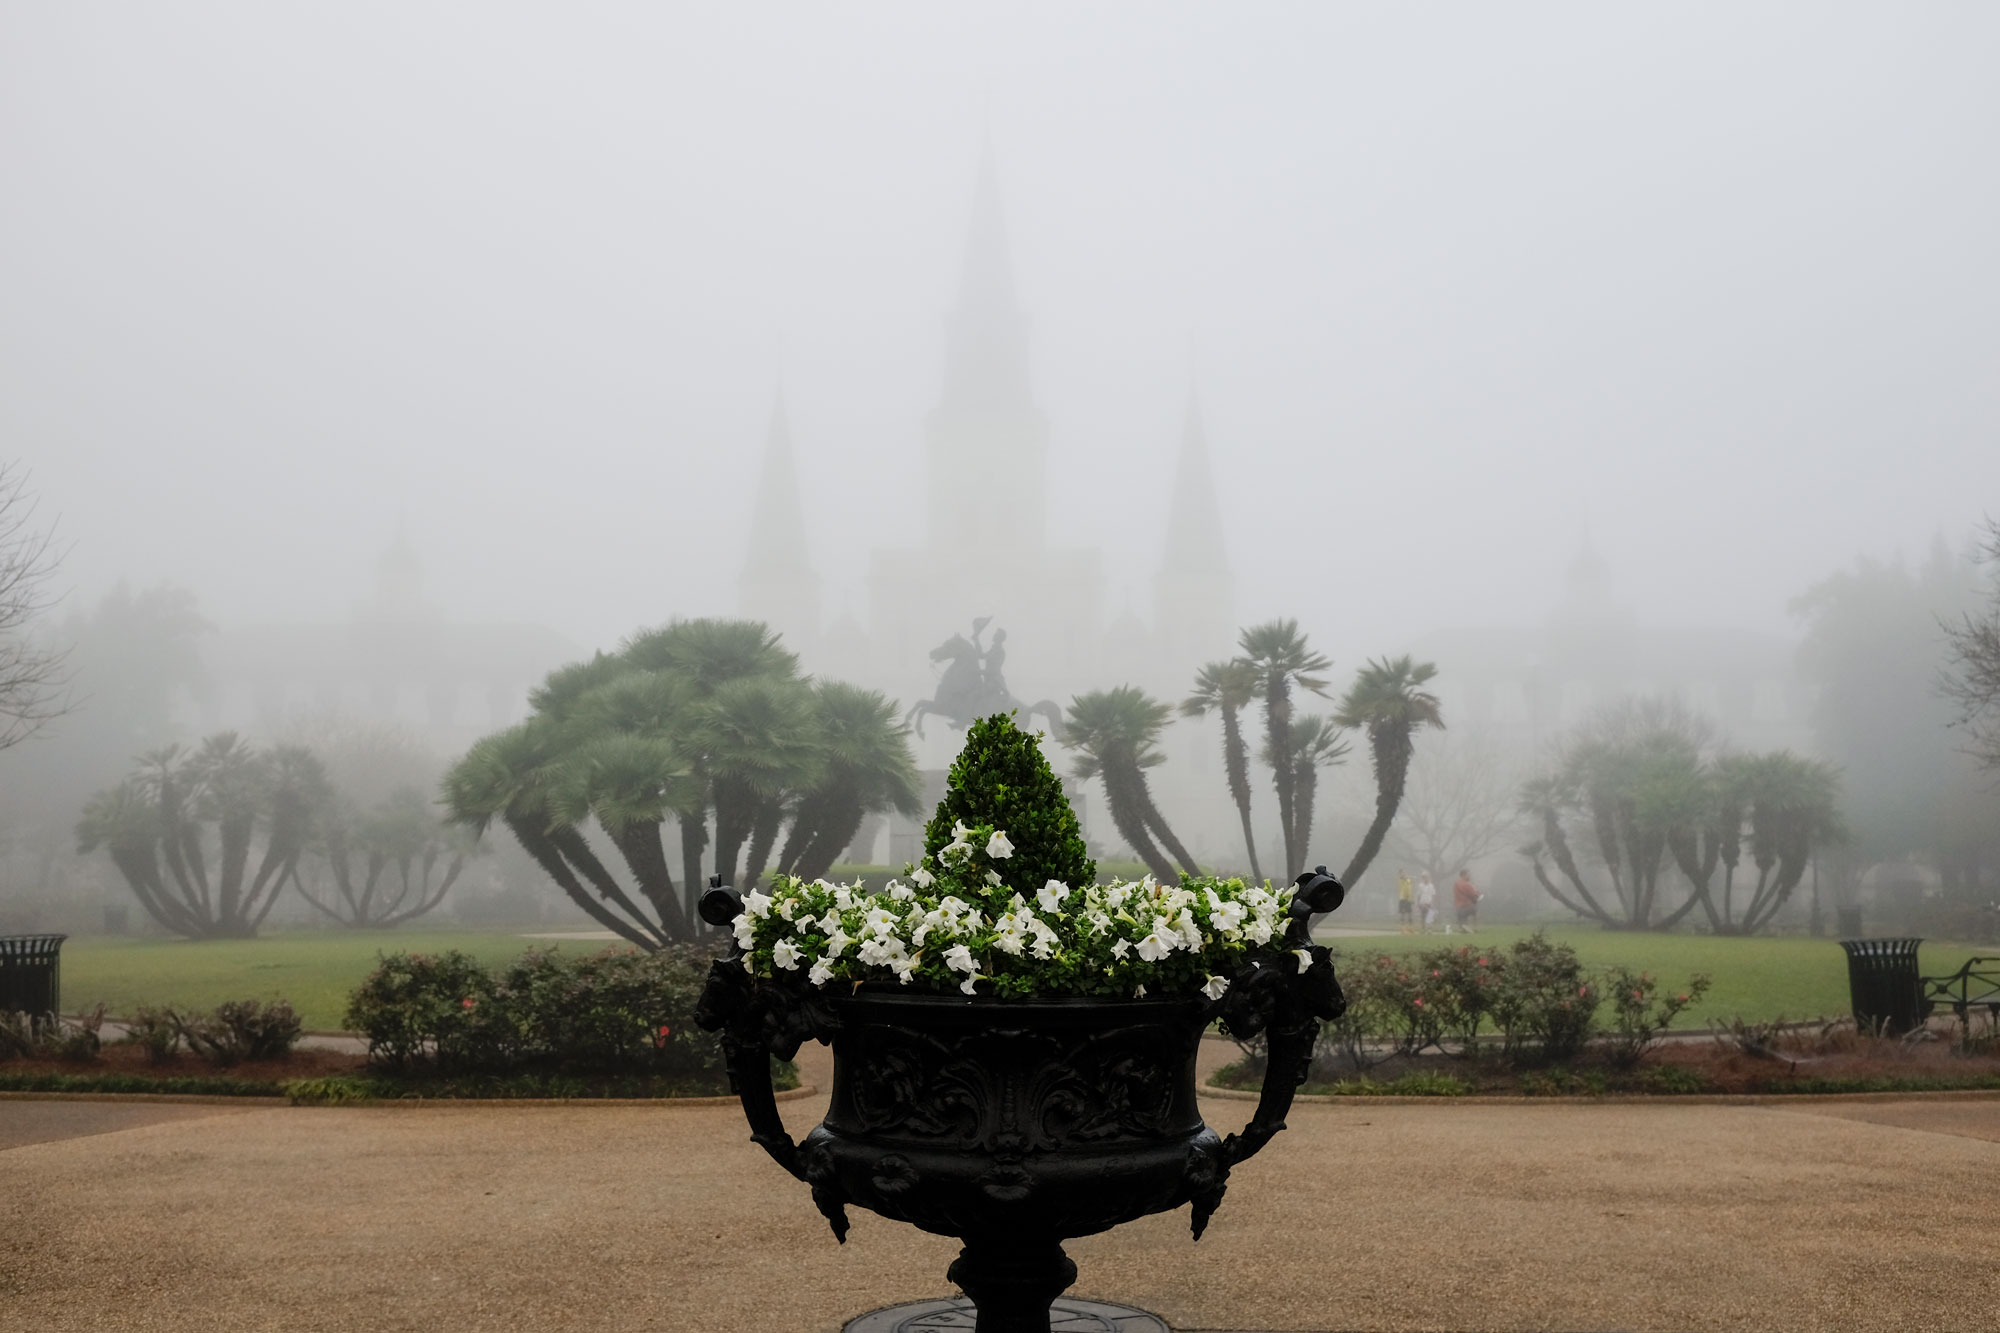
345,944,722,1080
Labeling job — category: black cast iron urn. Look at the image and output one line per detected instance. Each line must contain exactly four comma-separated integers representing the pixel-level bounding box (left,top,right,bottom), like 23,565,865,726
695,868,1347,1332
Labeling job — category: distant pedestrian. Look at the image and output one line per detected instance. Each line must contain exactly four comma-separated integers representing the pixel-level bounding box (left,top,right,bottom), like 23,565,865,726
1396,869,1415,933
1416,871,1437,933
1453,869,1481,933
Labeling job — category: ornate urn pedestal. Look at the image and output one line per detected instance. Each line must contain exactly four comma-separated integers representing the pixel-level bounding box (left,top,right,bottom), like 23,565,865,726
696,872,1345,1333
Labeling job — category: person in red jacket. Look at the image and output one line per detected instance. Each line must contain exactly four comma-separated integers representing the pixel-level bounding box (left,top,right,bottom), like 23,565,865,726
1452,869,1481,933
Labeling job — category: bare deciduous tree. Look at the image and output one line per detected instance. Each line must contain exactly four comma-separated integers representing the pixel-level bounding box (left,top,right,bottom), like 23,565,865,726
1383,726,1526,888
0,463,69,750
1942,518,2000,771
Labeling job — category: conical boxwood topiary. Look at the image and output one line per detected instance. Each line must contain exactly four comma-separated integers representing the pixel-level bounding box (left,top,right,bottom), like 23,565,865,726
923,713,1096,889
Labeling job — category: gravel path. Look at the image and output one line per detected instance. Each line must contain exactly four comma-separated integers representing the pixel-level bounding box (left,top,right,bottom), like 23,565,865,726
3,1050,1995,1332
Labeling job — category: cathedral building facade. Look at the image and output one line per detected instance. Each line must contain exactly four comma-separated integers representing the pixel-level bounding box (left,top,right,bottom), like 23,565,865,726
738,151,1235,775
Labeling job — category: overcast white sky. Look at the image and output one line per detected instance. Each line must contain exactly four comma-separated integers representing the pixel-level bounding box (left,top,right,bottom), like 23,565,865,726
3,3,1996,663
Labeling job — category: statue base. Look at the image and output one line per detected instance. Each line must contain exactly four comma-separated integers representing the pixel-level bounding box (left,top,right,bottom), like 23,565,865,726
843,1296,1169,1332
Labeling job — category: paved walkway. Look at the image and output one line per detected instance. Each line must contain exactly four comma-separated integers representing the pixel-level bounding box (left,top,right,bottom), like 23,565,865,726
3,1046,1996,1332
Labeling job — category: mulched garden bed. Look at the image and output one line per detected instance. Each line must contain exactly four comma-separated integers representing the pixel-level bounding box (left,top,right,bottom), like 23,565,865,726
0,1039,796,1102
0,1042,363,1096
1212,1027,2000,1097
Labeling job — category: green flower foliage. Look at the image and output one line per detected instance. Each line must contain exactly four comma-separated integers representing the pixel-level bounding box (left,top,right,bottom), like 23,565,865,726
924,713,1094,889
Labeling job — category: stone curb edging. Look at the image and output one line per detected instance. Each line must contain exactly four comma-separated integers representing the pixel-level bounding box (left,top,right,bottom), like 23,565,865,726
1,1090,289,1107
0,1085,818,1108
1199,1084,2000,1106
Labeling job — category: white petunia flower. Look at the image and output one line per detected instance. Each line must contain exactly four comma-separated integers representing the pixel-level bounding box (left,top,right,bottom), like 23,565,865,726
940,820,974,861
990,911,1028,956
1133,984,1147,998
808,958,835,987
887,880,915,901
1244,917,1275,946
910,864,936,889
960,975,979,995
823,927,852,960
984,869,1003,887
1294,948,1314,974
1111,938,1130,959
1036,880,1070,912
1026,916,1060,960
1201,974,1230,1001
833,885,854,910
1135,931,1171,963
733,915,756,950
772,938,804,971
1104,883,1132,911
742,888,773,919
776,897,797,921
943,943,978,975
858,935,909,968
986,830,1014,859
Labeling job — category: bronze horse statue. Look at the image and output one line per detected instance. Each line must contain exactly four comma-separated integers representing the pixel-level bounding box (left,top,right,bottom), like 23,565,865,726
907,624,1065,741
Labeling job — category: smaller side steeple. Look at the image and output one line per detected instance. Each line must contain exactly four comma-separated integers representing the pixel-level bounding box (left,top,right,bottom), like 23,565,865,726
1152,389,1233,669
738,388,821,653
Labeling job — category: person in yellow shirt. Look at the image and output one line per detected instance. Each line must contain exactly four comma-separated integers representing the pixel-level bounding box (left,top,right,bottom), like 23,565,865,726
1396,868,1415,934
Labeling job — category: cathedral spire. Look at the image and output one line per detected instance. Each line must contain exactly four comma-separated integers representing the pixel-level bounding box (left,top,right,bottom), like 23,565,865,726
1153,388,1232,663
955,135,1020,323
1159,389,1229,575
926,141,1048,548
739,388,819,648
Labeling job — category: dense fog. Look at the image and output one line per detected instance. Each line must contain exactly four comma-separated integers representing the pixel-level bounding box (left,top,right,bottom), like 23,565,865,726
2,5,1997,934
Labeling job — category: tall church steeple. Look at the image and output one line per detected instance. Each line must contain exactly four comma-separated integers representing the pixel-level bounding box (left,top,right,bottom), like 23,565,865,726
926,141,1048,549
1152,389,1233,665
738,388,820,651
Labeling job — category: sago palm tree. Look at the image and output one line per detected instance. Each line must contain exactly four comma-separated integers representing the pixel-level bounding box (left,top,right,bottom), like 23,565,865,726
1333,655,1443,892
77,734,328,939
1182,658,1265,882
698,674,825,888
1736,751,1845,934
1064,686,1199,883
625,618,801,894
446,716,681,949
1267,714,1351,873
1237,619,1332,877
445,618,919,948
774,681,922,883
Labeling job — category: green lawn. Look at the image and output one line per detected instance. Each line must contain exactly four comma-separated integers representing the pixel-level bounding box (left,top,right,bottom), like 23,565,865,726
1317,924,1992,1029
52,922,1994,1034
59,928,621,1031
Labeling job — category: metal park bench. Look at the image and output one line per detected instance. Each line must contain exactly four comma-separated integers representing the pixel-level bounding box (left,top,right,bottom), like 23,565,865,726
1922,956,2000,1043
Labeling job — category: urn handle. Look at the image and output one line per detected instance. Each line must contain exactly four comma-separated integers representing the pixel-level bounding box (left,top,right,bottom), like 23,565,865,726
694,879,809,1182
1217,867,1347,1169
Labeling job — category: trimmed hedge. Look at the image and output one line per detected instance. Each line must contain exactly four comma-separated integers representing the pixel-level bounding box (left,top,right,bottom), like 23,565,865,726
344,943,725,1082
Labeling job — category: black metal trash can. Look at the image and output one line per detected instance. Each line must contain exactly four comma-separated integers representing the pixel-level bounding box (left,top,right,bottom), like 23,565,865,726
1838,937,1925,1035
0,933,67,1019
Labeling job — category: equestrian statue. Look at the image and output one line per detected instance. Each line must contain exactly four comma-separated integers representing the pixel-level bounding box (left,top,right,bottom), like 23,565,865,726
907,617,1065,741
